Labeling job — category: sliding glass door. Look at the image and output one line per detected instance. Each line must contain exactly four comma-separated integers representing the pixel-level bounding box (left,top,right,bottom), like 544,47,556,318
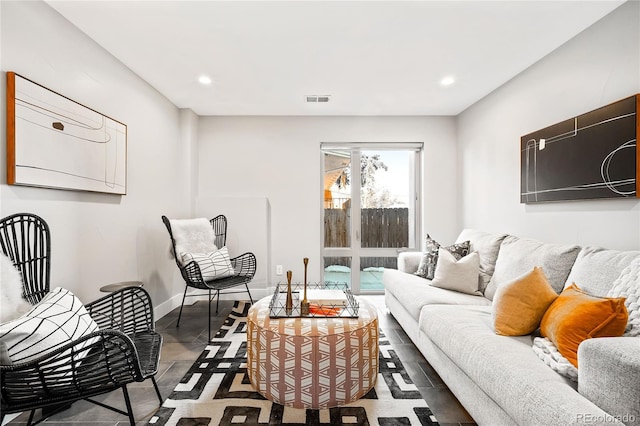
321,143,422,294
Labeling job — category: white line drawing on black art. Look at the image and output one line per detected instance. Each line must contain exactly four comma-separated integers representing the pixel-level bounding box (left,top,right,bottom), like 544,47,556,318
522,111,636,202
602,139,636,196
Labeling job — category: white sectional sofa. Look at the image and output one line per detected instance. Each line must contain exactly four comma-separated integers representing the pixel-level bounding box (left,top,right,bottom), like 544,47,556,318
383,229,640,426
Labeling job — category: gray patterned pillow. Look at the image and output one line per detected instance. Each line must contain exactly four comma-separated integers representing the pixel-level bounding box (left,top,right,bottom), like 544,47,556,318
415,234,470,280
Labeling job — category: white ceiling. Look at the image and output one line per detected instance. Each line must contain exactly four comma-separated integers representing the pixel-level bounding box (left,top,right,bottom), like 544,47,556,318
46,1,625,116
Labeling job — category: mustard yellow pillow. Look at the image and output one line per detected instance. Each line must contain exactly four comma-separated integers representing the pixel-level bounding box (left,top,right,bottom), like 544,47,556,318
540,283,628,367
492,267,558,336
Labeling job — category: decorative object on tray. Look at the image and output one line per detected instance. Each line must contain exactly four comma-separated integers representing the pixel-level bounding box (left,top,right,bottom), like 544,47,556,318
285,270,294,315
306,288,349,306
269,282,358,318
301,257,310,316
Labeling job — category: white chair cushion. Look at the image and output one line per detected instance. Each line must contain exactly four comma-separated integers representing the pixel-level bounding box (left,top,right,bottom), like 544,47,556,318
0,287,99,364
181,246,235,281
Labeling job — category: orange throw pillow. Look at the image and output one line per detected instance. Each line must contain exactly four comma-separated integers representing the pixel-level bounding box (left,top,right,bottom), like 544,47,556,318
540,283,628,367
492,267,558,336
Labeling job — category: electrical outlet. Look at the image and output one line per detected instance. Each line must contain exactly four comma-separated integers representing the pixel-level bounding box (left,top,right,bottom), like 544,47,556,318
276,265,283,275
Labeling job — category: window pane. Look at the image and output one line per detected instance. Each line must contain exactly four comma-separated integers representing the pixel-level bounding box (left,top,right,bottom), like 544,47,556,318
324,151,351,248
360,257,397,291
359,151,410,249
323,256,351,289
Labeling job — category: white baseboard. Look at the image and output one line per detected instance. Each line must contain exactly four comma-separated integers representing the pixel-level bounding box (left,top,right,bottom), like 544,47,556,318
153,288,272,320
2,414,20,425
153,293,186,320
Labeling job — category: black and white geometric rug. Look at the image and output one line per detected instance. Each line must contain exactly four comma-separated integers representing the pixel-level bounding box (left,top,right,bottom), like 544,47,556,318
148,301,439,426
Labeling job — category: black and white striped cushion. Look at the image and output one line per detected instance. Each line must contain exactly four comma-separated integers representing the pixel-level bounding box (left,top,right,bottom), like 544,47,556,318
181,246,235,281
0,287,99,364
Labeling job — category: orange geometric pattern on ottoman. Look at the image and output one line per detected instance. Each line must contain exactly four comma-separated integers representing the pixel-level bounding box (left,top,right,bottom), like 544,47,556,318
247,296,379,409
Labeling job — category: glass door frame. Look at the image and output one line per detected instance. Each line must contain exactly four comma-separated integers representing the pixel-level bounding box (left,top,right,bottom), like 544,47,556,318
320,142,423,294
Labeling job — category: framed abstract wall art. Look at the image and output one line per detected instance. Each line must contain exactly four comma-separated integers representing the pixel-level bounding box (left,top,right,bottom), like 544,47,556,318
520,94,639,203
6,72,127,195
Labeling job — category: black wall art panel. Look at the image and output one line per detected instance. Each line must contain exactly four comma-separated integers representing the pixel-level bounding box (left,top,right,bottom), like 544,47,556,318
520,95,639,203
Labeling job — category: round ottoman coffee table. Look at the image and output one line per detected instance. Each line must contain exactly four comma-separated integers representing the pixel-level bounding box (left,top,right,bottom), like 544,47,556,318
246,296,379,409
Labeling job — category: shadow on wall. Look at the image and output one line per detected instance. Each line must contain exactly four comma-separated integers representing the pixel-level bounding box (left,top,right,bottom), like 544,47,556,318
136,225,179,315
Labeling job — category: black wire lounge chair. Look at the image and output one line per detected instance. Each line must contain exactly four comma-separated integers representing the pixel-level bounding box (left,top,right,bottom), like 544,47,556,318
0,213,51,305
0,213,162,425
0,286,163,425
162,214,255,341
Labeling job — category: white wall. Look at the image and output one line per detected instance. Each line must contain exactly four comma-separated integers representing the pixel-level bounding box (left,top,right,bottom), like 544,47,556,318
197,116,458,287
457,1,640,250
0,1,190,310
196,196,271,299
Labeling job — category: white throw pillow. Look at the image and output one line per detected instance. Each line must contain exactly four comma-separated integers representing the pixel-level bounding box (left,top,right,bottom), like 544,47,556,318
170,218,218,264
429,249,481,295
0,287,99,364
0,253,32,322
181,247,235,281
532,336,578,382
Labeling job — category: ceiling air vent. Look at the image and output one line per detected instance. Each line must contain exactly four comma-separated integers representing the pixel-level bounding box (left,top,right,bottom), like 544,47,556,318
306,95,331,103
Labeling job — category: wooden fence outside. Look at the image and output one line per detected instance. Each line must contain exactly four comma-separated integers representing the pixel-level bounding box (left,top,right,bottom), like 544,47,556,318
323,256,398,269
324,207,409,249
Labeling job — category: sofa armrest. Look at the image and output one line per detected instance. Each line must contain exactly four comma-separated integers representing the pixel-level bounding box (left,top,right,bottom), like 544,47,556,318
398,251,422,274
578,337,640,423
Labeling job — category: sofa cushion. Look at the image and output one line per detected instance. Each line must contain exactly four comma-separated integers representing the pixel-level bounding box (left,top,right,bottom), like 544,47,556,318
430,250,481,295
419,304,612,426
541,284,628,367
565,246,640,297
492,267,558,336
383,268,490,321
455,229,508,294
484,236,580,301
415,235,470,279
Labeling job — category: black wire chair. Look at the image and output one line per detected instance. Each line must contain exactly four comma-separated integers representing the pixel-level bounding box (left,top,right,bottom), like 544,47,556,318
0,286,163,426
0,213,51,305
162,215,255,341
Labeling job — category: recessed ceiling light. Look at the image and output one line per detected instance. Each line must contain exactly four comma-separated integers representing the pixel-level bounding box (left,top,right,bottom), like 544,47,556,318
198,75,212,85
440,76,455,86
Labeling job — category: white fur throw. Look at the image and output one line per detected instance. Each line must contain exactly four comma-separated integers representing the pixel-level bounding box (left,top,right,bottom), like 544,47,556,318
170,218,218,264
0,253,32,323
